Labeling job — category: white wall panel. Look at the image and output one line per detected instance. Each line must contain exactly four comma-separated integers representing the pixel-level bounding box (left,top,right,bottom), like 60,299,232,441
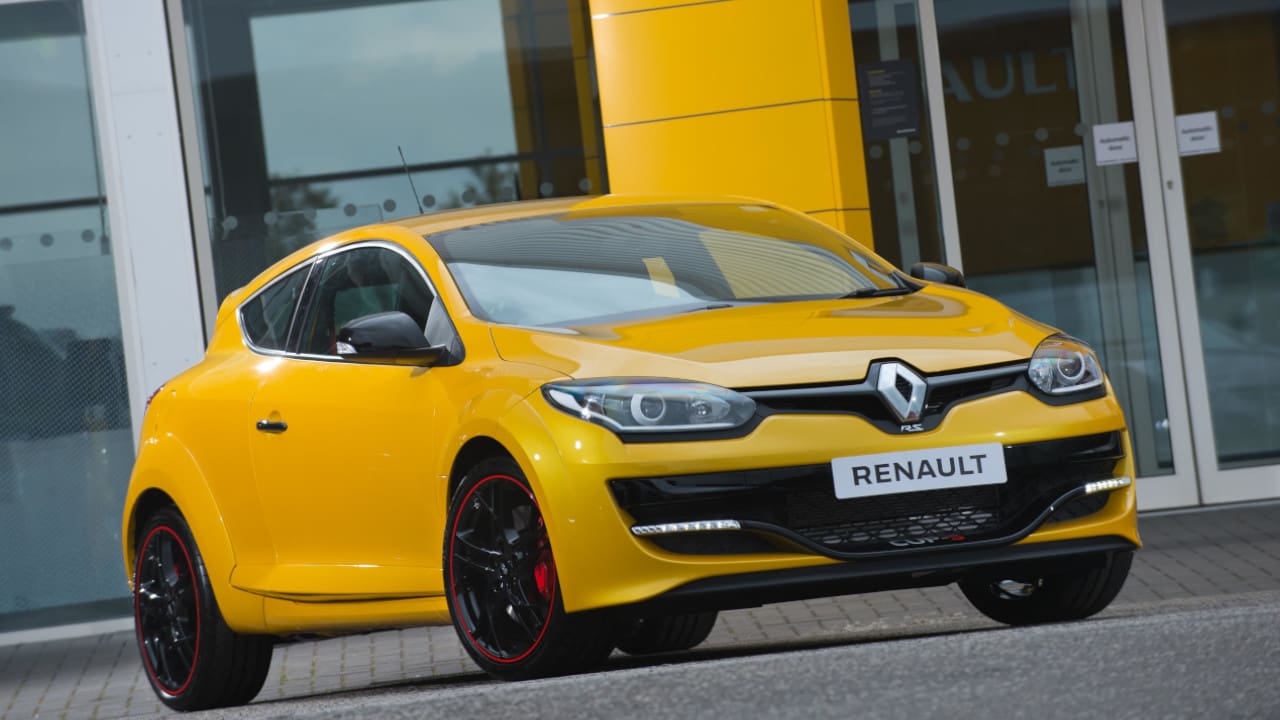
83,0,205,442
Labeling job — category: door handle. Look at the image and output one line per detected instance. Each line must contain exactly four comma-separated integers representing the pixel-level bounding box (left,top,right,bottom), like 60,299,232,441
256,419,288,433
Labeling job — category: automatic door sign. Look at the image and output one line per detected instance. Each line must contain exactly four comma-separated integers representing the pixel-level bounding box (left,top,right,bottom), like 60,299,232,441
1176,111,1221,156
1092,121,1138,166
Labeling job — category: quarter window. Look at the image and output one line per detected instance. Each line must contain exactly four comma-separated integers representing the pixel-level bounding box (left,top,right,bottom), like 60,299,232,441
240,265,309,350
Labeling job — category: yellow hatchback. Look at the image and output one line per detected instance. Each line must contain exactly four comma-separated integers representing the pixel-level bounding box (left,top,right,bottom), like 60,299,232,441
122,195,1139,710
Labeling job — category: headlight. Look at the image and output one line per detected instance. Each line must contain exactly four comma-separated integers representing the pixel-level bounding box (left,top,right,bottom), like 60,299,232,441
543,379,756,433
1028,335,1104,395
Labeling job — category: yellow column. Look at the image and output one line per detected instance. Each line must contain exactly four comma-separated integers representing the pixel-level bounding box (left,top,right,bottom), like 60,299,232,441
588,0,873,246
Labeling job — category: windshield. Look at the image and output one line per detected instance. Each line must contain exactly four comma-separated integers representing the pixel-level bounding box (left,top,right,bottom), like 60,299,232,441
426,203,908,327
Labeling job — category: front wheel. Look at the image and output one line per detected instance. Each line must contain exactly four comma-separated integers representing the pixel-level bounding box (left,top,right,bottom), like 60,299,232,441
616,612,718,656
444,458,614,680
959,551,1133,626
133,507,273,711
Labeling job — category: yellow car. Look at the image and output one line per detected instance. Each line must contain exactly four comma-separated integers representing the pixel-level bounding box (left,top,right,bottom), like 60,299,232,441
122,195,1138,710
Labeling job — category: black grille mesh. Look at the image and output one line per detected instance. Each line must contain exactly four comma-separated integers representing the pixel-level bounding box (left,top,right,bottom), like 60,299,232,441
786,486,1000,548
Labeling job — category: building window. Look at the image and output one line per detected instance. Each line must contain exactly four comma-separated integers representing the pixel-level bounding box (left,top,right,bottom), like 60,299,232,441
181,0,607,301
849,0,945,270
932,0,1173,475
0,0,133,627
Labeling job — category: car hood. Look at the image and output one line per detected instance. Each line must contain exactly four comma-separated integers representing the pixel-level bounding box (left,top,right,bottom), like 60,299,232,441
489,286,1056,388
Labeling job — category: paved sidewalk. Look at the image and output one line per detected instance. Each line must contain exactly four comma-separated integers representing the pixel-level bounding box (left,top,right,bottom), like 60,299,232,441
2,503,1277,719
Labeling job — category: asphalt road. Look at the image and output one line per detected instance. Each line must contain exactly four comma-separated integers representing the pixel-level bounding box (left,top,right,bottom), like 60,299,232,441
191,591,1280,720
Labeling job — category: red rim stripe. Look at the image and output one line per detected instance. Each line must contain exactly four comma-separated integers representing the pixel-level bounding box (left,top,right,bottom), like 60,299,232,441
448,473,556,664
134,525,202,697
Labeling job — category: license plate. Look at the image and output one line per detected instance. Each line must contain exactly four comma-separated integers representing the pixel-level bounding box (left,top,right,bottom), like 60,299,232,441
831,443,1007,499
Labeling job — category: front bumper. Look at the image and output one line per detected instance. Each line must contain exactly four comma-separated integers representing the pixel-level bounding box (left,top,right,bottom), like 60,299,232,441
632,535,1139,614
612,431,1124,559
513,386,1139,614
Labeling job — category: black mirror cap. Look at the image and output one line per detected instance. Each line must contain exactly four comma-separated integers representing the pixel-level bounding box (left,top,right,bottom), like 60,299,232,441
909,261,966,288
336,311,444,366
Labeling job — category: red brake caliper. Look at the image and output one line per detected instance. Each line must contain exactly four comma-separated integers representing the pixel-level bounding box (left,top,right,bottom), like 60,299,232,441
533,550,555,601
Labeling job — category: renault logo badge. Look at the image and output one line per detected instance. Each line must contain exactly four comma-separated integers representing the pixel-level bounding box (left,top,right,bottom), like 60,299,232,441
876,362,926,423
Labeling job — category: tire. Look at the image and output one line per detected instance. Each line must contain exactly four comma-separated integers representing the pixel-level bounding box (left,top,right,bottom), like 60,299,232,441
959,551,1133,626
615,611,718,656
444,458,614,680
133,507,273,711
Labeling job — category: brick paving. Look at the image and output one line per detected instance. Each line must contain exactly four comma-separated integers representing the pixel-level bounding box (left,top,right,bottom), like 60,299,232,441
1,503,1277,719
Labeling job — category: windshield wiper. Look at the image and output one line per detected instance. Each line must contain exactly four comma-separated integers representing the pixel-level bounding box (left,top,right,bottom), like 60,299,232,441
839,286,916,299
680,302,739,313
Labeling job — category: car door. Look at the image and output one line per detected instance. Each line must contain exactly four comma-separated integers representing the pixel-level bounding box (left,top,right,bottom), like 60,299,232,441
244,243,451,599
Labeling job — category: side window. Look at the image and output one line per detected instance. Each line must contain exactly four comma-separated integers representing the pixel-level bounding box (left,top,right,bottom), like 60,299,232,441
298,246,435,356
240,265,309,351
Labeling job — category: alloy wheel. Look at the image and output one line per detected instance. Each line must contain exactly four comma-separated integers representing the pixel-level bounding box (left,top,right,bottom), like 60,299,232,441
134,525,200,695
448,473,556,663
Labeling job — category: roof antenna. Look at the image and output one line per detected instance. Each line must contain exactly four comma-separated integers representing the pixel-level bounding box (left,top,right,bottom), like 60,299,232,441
398,145,425,214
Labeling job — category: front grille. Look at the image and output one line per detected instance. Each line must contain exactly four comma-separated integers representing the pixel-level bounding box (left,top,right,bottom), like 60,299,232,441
743,361,1024,434
611,432,1123,557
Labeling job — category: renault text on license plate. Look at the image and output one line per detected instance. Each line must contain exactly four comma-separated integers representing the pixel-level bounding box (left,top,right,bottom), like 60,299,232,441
831,443,1007,499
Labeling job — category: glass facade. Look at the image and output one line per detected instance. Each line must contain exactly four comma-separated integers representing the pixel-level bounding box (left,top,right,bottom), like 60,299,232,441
1163,0,1280,468
0,0,133,627
929,0,1174,476
849,0,945,270
182,0,606,301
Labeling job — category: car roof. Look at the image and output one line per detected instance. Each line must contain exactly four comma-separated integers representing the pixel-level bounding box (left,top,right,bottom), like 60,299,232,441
389,193,774,237
218,193,777,324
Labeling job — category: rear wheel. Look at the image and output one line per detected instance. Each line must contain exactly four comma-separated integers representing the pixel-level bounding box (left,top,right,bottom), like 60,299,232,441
133,507,273,711
615,611,718,655
444,458,614,680
959,551,1133,626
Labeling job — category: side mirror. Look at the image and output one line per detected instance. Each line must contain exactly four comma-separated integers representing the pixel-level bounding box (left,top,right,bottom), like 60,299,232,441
909,262,966,288
336,311,444,366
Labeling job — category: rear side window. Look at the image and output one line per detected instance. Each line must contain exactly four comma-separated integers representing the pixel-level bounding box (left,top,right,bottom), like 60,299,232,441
240,266,309,350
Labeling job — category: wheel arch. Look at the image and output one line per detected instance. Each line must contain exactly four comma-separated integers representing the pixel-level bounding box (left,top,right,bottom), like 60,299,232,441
127,487,177,573
448,436,513,503
123,434,266,632
441,397,614,610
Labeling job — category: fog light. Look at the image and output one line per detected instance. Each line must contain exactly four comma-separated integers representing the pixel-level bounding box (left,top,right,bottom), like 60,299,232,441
631,520,741,536
1084,476,1132,494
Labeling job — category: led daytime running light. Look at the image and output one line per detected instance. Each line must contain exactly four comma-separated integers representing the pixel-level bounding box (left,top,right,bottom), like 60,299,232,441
631,520,741,536
1084,476,1132,495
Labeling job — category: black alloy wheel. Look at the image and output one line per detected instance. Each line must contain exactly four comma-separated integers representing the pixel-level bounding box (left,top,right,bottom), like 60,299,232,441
615,611,719,656
133,507,273,711
959,550,1134,626
449,471,557,662
445,458,615,680
135,523,200,694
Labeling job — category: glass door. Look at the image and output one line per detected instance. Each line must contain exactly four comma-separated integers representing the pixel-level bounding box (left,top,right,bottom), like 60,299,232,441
914,0,1198,506
1144,0,1280,502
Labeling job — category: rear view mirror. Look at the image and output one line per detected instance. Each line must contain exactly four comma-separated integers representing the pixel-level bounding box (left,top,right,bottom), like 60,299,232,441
336,311,444,366
909,262,966,288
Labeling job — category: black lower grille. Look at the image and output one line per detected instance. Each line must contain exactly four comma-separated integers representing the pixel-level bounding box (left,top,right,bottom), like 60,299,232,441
647,532,784,555
787,486,1000,548
610,432,1123,557
1046,492,1110,525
